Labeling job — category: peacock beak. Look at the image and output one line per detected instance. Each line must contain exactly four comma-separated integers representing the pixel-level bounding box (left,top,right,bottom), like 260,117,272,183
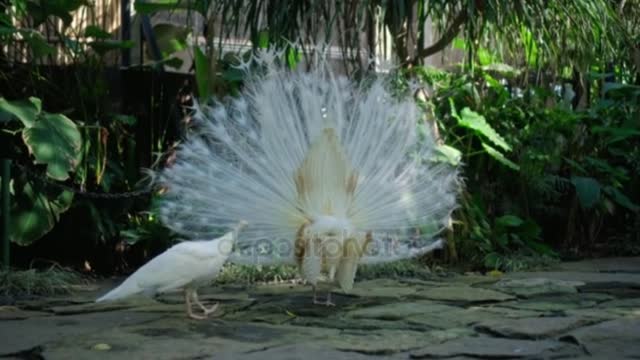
237,220,249,231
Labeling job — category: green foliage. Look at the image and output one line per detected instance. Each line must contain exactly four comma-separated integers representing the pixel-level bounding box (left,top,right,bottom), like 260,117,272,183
357,259,436,280
449,101,511,152
22,113,83,181
120,203,176,249
0,97,41,127
0,97,83,245
152,23,189,69
481,143,519,171
413,35,638,269
194,46,211,100
0,2,147,248
8,182,74,246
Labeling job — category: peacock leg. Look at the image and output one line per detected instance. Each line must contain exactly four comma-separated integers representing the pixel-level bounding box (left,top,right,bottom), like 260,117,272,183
312,285,335,306
324,291,335,307
192,290,219,316
185,289,206,320
312,284,320,304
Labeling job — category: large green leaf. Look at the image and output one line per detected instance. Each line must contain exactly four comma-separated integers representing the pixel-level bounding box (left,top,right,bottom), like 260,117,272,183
520,26,539,67
22,113,83,181
603,186,640,212
153,23,190,56
592,126,640,144
481,143,520,171
194,46,211,100
450,100,511,151
571,176,601,209
495,215,524,228
256,30,269,49
0,97,41,127
434,144,462,166
9,181,73,246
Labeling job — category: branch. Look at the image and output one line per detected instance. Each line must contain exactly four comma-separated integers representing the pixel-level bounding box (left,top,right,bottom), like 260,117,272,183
410,9,468,65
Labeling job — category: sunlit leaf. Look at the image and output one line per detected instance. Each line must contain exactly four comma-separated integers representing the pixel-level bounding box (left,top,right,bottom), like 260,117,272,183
450,100,511,152
0,97,41,127
434,144,462,166
257,30,269,49
22,113,83,181
194,46,211,99
153,23,190,56
287,47,302,70
481,143,519,171
495,215,524,227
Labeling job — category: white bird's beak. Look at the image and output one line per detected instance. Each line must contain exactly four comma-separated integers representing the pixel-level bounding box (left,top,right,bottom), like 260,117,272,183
236,220,249,232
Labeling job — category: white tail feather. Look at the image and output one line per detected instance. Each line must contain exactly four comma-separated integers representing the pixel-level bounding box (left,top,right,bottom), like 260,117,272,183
96,278,143,302
155,47,459,265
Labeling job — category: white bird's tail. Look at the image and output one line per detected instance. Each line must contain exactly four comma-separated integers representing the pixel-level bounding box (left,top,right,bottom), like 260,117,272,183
95,277,143,302
154,46,459,265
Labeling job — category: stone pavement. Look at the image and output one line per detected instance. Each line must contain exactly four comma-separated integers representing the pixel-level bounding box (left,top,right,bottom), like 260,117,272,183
1,257,639,359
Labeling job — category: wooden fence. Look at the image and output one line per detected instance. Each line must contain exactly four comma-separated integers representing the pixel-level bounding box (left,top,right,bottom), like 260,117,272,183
5,0,122,65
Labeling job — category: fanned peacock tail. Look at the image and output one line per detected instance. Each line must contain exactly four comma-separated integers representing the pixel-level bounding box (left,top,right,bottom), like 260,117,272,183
155,48,460,265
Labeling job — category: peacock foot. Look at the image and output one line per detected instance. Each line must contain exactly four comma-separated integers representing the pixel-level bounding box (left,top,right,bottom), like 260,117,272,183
312,291,335,306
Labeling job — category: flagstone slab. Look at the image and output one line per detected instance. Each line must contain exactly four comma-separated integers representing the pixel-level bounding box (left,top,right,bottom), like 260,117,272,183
326,328,473,355
291,315,427,331
492,278,584,297
506,271,640,286
475,316,589,339
347,301,453,321
415,285,515,302
410,336,568,358
0,306,49,320
346,285,418,298
499,293,614,312
467,305,543,319
561,317,640,358
0,311,165,355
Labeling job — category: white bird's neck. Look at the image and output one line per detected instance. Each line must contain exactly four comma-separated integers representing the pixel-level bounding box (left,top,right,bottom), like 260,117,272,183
307,215,353,238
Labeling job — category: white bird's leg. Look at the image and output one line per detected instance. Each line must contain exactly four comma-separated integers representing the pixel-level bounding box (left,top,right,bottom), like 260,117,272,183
185,289,206,320
324,291,335,307
312,284,319,304
311,284,335,306
192,290,219,316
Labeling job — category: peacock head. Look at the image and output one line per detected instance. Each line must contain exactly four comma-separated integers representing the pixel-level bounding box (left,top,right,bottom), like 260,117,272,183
306,215,354,239
236,220,249,233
